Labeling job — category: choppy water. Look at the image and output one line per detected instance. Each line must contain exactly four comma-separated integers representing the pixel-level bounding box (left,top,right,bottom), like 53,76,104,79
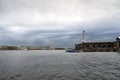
0,50,120,80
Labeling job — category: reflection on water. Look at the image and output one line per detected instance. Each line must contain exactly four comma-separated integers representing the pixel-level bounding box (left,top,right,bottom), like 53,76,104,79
0,50,120,80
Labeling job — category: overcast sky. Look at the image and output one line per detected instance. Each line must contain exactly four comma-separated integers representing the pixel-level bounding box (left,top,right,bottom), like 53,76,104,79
0,0,120,47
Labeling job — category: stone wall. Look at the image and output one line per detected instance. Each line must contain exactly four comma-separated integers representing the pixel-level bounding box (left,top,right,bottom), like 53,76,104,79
75,42,118,52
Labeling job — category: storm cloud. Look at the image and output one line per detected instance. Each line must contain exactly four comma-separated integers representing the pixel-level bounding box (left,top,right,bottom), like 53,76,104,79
0,0,120,47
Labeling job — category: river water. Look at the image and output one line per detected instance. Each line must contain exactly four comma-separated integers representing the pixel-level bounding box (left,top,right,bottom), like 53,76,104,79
0,50,120,80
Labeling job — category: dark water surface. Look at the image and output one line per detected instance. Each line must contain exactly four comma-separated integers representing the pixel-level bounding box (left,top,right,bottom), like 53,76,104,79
0,50,120,80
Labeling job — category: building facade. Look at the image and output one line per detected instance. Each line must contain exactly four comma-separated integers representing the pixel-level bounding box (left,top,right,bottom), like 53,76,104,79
75,37,120,52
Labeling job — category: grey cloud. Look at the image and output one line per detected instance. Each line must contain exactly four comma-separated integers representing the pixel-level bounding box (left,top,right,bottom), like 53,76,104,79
1,0,120,15
0,0,120,47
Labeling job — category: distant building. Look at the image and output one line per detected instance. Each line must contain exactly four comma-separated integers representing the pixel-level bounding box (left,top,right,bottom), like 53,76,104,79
28,46,41,50
7,46,21,50
54,48,65,50
75,36,120,52
0,46,21,50
0,46,8,50
21,46,28,50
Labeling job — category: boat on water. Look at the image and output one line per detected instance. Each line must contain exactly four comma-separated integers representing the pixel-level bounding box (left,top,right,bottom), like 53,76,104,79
65,49,82,52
